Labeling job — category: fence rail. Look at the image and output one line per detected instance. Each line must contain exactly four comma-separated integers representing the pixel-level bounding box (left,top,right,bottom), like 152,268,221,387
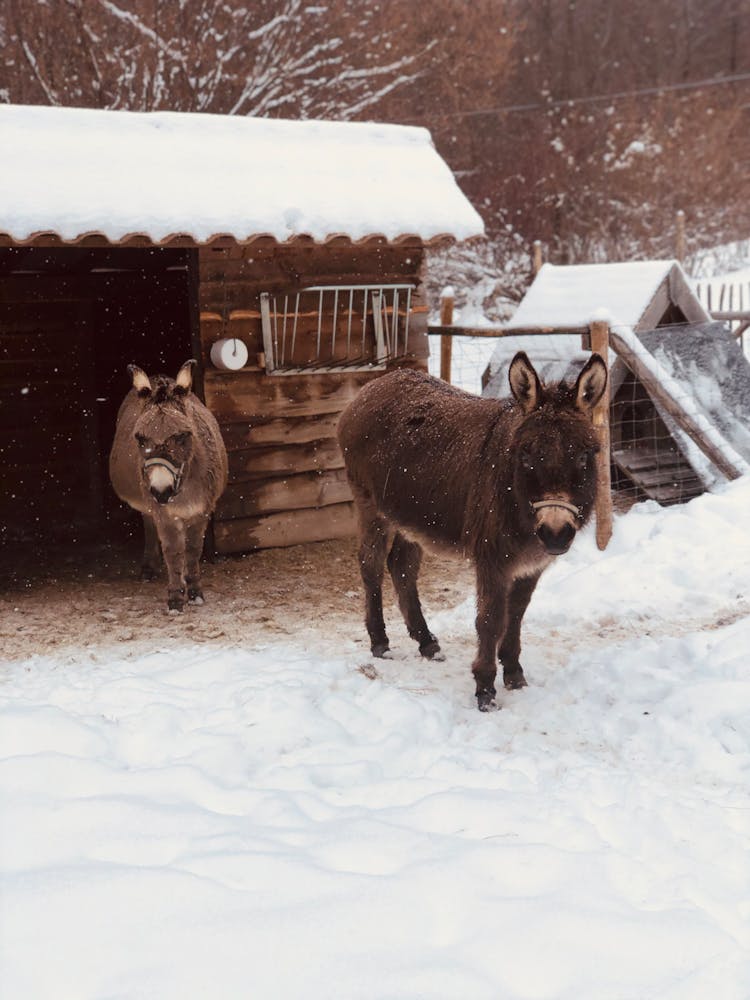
694,282,750,345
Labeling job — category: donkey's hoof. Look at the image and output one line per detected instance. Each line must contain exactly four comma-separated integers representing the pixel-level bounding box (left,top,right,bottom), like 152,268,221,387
476,688,498,712
140,565,159,582
504,670,528,691
167,591,185,613
188,588,205,605
371,641,391,658
419,637,443,660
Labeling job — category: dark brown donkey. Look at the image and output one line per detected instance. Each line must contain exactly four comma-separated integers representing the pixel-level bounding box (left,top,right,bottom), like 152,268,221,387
109,360,228,612
338,351,607,710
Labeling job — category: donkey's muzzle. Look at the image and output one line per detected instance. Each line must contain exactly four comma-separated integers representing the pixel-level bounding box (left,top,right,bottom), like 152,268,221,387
537,521,576,555
144,456,183,505
151,485,175,505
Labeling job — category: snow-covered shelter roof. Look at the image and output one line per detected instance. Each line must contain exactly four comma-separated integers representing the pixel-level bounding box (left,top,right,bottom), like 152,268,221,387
507,260,686,331
0,104,484,247
484,259,710,391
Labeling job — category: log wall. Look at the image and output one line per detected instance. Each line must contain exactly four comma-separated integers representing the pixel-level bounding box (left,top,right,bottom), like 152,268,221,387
198,240,430,552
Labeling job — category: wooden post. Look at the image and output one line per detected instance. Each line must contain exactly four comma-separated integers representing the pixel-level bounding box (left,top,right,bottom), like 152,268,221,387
589,320,612,550
675,209,686,262
439,290,454,383
532,240,543,275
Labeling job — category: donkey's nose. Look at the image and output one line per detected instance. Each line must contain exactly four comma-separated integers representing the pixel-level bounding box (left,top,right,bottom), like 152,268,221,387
537,522,575,555
151,486,174,505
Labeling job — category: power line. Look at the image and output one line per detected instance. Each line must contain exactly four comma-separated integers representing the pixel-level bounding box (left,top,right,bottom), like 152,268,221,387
434,70,750,121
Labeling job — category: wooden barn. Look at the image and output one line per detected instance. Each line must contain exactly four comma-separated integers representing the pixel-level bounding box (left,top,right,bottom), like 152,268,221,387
483,260,750,504
0,104,483,553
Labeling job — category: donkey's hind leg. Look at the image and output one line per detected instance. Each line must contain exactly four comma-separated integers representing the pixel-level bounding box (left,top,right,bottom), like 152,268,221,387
140,513,162,581
387,532,442,659
356,508,391,658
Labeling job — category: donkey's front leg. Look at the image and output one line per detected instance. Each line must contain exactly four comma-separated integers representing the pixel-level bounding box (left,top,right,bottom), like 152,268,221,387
155,515,187,612
185,516,209,605
472,568,508,711
498,573,540,690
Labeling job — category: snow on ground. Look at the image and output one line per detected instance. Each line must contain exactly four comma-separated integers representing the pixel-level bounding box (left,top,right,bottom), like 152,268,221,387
2,479,750,999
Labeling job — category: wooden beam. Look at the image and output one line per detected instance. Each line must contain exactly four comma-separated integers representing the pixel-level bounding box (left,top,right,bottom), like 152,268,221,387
589,321,613,551
532,240,543,275
675,209,686,262
428,325,590,338
439,292,454,382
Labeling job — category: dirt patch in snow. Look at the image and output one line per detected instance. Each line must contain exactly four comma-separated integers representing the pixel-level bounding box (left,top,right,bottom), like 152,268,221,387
0,536,476,664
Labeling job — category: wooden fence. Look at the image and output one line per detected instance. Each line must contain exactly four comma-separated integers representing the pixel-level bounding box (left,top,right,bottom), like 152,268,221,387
694,281,750,343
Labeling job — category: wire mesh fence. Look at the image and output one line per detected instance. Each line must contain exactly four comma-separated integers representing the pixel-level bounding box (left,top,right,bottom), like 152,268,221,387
606,320,749,507
427,334,498,395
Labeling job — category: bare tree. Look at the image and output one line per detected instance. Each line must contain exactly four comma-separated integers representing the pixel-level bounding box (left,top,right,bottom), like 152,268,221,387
0,0,431,118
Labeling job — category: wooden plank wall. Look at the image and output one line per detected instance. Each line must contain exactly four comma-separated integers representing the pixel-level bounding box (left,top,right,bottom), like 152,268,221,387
198,240,430,553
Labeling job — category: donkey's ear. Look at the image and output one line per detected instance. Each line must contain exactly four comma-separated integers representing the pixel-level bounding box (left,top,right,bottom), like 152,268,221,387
174,359,197,394
127,364,152,397
508,352,542,413
574,353,607,414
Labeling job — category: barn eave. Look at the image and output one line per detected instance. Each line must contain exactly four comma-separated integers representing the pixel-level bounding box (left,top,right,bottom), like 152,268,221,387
0,230,468,251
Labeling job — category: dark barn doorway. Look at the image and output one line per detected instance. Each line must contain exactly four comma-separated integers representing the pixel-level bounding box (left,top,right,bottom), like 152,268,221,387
0,247,198,558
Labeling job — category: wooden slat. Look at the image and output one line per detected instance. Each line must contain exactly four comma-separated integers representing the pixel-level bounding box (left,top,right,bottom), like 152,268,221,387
219,411,342,451
647,482,704,505
612,447,685,473
612,447,704,502
214,501,356,552
204,369,376,423
590,320,613,551
216,468,351,520
228,438,345,481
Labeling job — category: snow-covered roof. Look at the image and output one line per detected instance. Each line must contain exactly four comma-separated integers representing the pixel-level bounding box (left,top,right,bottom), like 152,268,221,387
506,260,681,331
484,259,700,392
0,104,484,247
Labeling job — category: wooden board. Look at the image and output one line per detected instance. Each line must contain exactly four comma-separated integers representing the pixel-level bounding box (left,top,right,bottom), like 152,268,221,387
228,438,345,482
612,446,704,504
216,468,351,520
214,501,357,552
220,411,343,451
204,369,377,423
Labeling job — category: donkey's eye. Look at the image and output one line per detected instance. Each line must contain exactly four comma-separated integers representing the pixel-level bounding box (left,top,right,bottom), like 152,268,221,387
135,433,148,448
520,447,535,470
170,431,193,449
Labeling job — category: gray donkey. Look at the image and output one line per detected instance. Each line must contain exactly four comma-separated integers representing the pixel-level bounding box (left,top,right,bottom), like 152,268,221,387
109,360,228,612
